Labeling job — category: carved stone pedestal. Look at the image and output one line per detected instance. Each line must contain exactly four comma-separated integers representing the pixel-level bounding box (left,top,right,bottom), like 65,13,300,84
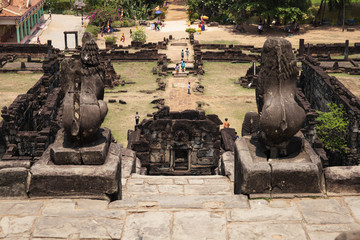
29,129,122,200
234,133,324,198
51,128,111,165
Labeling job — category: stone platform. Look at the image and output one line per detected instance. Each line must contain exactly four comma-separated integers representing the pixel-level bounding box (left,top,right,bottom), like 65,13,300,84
51,128,112,165
1,174,360,239
234,134,324,197
29,142,122,200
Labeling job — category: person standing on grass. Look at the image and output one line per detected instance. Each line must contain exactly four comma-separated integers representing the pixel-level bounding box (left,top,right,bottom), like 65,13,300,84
185,48,189,61
135,112,140,125
187,82,191,94
224,118,230,128
181,49,184,59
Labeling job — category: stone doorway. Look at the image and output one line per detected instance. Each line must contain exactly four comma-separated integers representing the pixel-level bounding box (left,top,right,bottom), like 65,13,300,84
173,149,189,171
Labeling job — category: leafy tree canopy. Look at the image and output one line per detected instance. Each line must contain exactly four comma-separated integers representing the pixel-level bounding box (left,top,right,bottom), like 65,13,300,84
186,0,312,24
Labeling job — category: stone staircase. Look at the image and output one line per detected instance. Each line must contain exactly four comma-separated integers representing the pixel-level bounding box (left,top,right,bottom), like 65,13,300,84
117,174,248,209
172,71,190,77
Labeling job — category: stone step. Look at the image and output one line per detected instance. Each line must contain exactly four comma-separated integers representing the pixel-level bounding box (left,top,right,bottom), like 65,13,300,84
110,194,249,209
168,63,194,70
170,43,188,46
172,71,189,77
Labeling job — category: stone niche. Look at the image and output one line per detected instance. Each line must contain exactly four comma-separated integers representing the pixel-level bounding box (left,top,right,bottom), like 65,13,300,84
128,107,222,175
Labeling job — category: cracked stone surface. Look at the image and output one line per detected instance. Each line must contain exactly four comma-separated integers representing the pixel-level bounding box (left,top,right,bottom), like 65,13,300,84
1,174,360,239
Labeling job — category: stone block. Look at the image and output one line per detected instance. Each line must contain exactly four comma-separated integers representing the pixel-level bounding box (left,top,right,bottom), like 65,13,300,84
0,167,28,197
122,212,171,240
228,223,307,240
234,136,271,194
235,135,324,195
29,143,122,199
50,128,111,165
325,166,360,194
173,211,226,240
298,199,353,224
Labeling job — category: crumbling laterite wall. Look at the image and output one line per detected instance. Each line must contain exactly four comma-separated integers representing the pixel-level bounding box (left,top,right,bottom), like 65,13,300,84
304,43,360,55
0,43,59,58
100,49,166,62
128,108,222,175
299,56,360,166
0,54,63,161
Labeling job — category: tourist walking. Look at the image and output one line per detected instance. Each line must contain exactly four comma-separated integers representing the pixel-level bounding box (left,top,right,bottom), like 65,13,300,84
181,59,185,72
175,63,180,74
185,48,189,61
135,112,140,125
258,23,263,35
181,49,184,59
187,82,191,94
223,118,230,128
48,9,52,19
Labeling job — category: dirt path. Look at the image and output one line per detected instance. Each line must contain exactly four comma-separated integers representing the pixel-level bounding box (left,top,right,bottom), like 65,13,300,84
165,0,187,21
164,37,198,111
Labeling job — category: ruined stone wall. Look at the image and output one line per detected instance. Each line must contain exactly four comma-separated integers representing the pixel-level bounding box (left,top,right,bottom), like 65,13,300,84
299,56,360,165
100,49,166,61
0,55,63,161
305,43,360,55
0,43,59,58
199,49,260,62
128,108,222,175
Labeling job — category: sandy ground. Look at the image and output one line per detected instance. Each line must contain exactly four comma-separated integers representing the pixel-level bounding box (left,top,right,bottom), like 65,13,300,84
34,14,86,50
96,0,360,50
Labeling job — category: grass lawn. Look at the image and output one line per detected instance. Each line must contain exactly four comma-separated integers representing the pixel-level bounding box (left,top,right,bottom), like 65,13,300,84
329,73,360,99
199,40,241,46
201,62,257,133
0,73,42,120
102,62,165,146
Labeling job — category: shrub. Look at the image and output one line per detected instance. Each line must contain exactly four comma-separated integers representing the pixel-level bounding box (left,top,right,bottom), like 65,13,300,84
62,10,76,15
113,19,136,28
316,103,349,153
131,27,147,43
186,28,196,34
105,36,117,44
86,23,100,36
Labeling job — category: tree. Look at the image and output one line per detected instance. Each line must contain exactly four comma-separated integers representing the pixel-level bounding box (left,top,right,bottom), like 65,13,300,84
328,0,352,26
316,103,349,153
186,0,312,25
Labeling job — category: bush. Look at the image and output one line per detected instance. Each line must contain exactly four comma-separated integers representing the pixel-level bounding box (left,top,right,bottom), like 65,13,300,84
105,36,117,44
316,103,349,153
113,19,137,28
186,28,196,34
131,27,147,43
86,23,100,36
62,10,76,15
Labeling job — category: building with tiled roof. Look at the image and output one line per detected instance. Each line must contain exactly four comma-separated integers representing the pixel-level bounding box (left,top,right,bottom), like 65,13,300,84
0,0,45,43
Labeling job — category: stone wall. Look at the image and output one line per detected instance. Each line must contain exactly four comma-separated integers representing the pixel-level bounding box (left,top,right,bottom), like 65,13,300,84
0,54,63,161
299,56,360,165
0,42,59,58
304,42,360,55
199,49,260,62
100,49,166,62
128,107,222,175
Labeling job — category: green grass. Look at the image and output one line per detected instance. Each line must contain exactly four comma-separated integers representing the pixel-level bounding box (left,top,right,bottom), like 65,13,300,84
201,62,257,133
0,73,42,119
331,54,360,59
101,62,165,146
199,40,241,46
